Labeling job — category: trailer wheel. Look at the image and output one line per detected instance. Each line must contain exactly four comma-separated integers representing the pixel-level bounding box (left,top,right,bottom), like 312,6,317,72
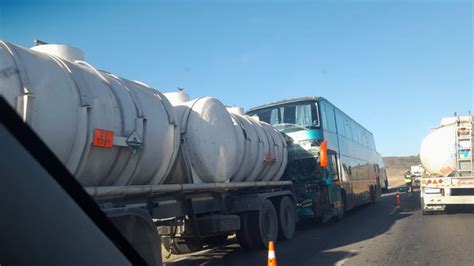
162,237,203,255
256,199,279,248
237,199,279,250
277,196,296,240
204,235,228,247
236,212,258,250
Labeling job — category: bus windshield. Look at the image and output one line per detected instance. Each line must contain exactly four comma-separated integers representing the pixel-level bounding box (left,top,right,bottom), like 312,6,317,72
248,101,320,132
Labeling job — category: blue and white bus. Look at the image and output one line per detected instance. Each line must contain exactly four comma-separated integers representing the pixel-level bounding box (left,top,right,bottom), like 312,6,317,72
247,97,382,220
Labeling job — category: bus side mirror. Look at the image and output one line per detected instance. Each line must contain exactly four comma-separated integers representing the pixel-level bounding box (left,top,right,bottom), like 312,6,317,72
320,141,328,168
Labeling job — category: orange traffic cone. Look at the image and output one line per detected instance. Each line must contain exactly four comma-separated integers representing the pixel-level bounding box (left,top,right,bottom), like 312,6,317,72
395,191,401,206
268,241,277,266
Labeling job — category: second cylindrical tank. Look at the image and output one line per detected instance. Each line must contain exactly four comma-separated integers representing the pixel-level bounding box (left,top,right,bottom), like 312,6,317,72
420,125,457,175
171,97,287,183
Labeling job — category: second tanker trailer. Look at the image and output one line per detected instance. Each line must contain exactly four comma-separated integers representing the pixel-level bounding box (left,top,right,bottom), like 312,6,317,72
419,115,474,214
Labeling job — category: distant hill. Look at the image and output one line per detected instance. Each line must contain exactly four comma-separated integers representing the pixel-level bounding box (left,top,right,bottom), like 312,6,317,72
383,155,421,187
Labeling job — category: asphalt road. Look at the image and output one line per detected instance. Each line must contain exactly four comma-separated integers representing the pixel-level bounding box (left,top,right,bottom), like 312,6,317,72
164,188,474,266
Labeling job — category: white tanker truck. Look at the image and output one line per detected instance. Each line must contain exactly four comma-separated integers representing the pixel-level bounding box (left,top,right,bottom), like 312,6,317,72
1,40,356,264
0,40,295,264
419,115,474,214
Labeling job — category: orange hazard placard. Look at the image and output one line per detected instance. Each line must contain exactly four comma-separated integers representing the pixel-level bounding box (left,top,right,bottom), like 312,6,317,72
93,129,114,148
440,166,453,176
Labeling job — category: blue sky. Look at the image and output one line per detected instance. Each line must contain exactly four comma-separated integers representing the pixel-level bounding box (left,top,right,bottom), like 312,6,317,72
1,0,472,156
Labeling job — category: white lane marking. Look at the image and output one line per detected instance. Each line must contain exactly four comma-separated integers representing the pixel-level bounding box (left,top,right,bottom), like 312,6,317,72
335,257,350,266
381,191,399,197
335,250,358,266
390,206,400,215
399,211,416,215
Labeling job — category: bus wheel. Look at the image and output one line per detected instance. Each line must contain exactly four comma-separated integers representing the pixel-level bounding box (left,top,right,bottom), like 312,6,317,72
336,191,345,221
277,196,296,240
370,186,376,204
383,179,389,192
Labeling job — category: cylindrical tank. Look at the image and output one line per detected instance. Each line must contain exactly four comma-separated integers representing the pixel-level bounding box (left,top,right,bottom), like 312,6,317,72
30,43,85,62
228,113,259,182
173,98,288,183
230,114,288,182
174,97,239,183
420,124,457,175
164,91,190,106
226,106,245,115
0,41,180,186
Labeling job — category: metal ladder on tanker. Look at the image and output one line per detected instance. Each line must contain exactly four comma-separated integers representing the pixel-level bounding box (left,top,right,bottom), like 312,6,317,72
456,116,473,177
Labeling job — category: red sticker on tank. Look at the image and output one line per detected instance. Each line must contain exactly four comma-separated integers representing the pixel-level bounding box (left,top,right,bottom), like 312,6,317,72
93,129,113,148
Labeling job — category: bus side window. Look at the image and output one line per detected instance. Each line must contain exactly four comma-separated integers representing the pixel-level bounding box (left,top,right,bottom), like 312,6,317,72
324,103,336,133
344,118,353,140
320,101,328,130
335,111,345,136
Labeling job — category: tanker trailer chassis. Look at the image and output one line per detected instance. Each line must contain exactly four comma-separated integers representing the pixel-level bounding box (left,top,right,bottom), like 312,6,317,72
87,181,296,253
420,177,474,214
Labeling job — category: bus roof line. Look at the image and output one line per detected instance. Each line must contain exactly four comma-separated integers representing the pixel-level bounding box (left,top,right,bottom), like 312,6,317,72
247,96,321,112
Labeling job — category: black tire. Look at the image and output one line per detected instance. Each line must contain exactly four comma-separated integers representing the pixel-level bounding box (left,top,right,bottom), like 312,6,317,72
341,190,348,212
335,190,345,221
161,237,176,254
277,196,296,240
237,199,279,250
161,237,203,255
236,212,258,250
369,186,376,204
204,235,228,247
382,179,388,193
256,199,279,248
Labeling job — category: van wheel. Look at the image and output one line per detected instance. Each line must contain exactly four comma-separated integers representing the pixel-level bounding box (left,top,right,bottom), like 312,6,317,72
277,196,296,240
